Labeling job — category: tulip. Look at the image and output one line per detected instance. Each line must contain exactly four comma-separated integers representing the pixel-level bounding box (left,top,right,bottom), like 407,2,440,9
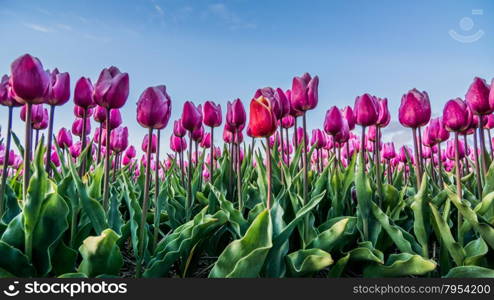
125,145,136,159
226,99,246,130
136,86,172,130
170,134,187,153
342,106,356,131
181,101,202,132
103,109,122,130
57,128,73,149
372,98,389,200
110,126,128,153
43,69,71,174
72,118,91,137
202,101,222,179
382,142,396,160
93,66,129,219
200,133,212,148
324,106,344,136
0,75,23,215
11,58,51,218
69,141,82,159
291,73,319,112
311,129,326,172
141,133,157,153
376,98,391,128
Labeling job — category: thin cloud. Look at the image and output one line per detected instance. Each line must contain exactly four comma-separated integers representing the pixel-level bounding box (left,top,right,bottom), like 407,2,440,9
23,23,54,33
207,3,256,30
56,23,72,31
154,4,164,16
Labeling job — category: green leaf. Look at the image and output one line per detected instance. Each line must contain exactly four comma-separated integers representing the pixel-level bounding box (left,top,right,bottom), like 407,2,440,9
410,174,430,257
78,228,123,277
363,253,436,277
0,241,35,277
308,218,352,252
444,266,494,278
355,152,372,241
464,238,488,266
429,203,465,266
209,209,272,278
328,242,384,277
371,202,417,254
287,248,333,277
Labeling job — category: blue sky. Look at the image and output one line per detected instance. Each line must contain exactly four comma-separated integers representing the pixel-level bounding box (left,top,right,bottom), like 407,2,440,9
0,0,493,154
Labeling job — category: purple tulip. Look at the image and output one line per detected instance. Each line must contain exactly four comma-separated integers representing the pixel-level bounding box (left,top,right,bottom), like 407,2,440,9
334,119,350,144
226,99,246,129
47,69,70,106
142,133,157,153
170,135,187,153
93,66,129,109
466,77,492,115
324,106,344,136
311,129,326,149
398,89,431,128
74,77,95,109
342,106,356,131
0,75,22,107
102,109,122,130
94,106,107,123
291,73,319,112
74,105,94,118
10,54,50,104
443,98,472,132
354,94,378,127
125,145,136,159
376,98,390,128
57,128,73,149
110,126,129,153
200,133,212,148
70,141,82,158
382,142,396,160
72,118,91,137
173,119,186,137
202,101,222,127
33,107,49,130
181,101,202,131
281,115,295,129
136,85,172,129
191,124,204,142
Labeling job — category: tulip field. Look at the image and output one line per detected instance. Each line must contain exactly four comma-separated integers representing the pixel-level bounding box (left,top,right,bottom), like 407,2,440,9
1,54,494,279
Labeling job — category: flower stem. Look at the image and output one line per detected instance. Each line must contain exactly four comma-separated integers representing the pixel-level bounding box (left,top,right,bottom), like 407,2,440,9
360,126,368,241
103,108,111,210
97,123,103,164
285,128,290,167
488,129,493,159
136,127,153,278
478,119,488,177
236,131,243,213
302,112,309,244
45,105,55,175
210,127,214,181
187,133,193,221
266,137,272,210
23,103,33,205
473,129,483,200
0,106,13,216
437,142,444,188
454,133,463,246
152,129,161,252
375,127,383,206
412,128,422,188
79,108,88,177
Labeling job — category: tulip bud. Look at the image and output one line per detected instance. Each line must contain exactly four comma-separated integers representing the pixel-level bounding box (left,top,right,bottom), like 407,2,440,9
398,89,431,128
173,119,186,137
310,129,326,149
342,106,356,131
33,107,49,130
142,133,157,153
248,96,278,138
74,105,93,118
376,98,390,128
10,54,50,104
203,101,222,127
291,73,319,112
442,98,472,132
275,88,290,118
200,133,212,148
191,124,205,142
57,128,73,149
102,109,122,130
354,94,378,127
72,118,91,137
382,142,396,160
486,114,494,130
181,101,202,131
466,77,492,115
93,66,129,109
70,141,82,158
226,99,246,129
46,69,70,106
136,86,172,129
94,106,107,123
125,145,136,159
281,115,295,129
110,126,129,153
324,106,344,136
170,135,187,153
74,77,95,109
0,75,22,107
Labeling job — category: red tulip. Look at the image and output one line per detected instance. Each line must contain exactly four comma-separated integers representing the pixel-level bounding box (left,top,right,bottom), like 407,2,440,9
248,96,277,138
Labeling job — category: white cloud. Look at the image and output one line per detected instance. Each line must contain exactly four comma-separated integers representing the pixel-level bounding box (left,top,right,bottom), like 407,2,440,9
207,3,256,30
56,23,72,31
154,4,164,16
23,23,54,33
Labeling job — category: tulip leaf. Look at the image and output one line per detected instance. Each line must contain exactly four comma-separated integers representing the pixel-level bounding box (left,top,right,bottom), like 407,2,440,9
78,228,123,277
287,248,333,277
444,266,494,278
209,209,272,278
363,253,436,277
0,240,35,277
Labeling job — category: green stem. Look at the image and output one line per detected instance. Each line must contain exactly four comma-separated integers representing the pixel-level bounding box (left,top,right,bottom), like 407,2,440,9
266,137,272,210
103,109,111,210
23,103,33,205
45,105,55,175
454,133,463,246
152,129,161,251
0,106,13,217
